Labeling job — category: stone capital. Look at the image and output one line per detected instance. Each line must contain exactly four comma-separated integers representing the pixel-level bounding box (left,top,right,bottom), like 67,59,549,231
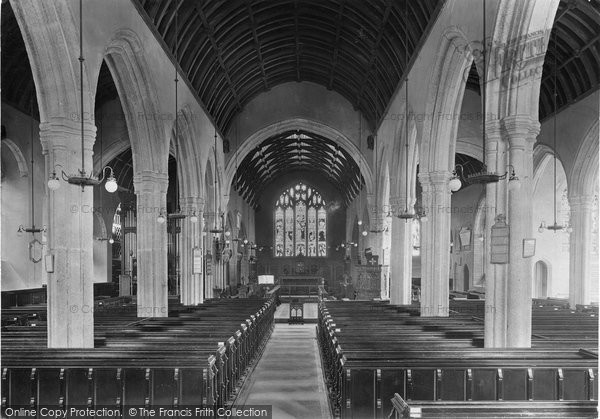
179,196,206,214
133,170,169,194
39,118,96,150
420,170,452,187
502,115,540,146
568,194,595,210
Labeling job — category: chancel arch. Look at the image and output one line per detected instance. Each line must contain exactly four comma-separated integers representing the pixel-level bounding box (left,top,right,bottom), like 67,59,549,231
1,0,599,415
224,119,374,201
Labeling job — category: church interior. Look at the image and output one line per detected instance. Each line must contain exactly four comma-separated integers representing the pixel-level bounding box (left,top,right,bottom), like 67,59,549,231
1,0,599,417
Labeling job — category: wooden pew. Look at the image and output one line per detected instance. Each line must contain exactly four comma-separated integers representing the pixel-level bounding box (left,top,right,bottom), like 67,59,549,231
318,300,598,418
1,297,276,413
388,393,598,418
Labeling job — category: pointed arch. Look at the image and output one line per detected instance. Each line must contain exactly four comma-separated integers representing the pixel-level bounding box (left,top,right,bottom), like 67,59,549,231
224,119,374,197
104,29,167,176
1,139,29,177
568,121,599,199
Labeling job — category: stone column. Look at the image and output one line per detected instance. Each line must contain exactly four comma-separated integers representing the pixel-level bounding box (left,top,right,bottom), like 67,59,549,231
504,116,538,347
569,194,595,307
179,197,204,305
483,121,509,348
134,171,168,317
42,118,95,348
418,171,452,316
389,196,413,305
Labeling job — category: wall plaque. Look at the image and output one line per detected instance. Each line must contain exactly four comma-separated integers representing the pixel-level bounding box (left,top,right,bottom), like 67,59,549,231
522,239,536,258
490,214,509,264
192,247,203,274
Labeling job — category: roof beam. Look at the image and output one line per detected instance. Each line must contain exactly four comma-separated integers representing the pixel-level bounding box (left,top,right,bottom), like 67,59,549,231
541,32,600,85
294,0,301,82
328,0,346,90
354,0,393,116
195,3,243,111
246,0,269,92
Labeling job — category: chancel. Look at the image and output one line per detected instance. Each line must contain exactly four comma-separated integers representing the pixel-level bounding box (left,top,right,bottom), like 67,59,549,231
1,0,599,417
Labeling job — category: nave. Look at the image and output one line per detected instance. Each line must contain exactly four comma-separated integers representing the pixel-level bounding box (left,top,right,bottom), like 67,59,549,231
2,0,600,418
2,292,598,418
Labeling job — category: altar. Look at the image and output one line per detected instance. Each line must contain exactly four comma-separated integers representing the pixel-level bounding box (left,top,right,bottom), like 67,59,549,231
277,275,324,297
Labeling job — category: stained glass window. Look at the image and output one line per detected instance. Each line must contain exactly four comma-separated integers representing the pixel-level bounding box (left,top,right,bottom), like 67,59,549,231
274,182,326,257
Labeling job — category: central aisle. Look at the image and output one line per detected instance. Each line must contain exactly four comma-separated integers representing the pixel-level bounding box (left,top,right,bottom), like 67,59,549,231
235,324,331,419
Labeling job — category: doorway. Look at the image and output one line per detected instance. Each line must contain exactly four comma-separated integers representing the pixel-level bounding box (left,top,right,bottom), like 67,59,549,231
534,260,549,298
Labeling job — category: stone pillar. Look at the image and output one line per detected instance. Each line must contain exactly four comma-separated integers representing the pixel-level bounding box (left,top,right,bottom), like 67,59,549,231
134,171,168,317
483,121,509,348
418,171,452,316
504,116,538,347
569,194,595,307
179,197,204,305
42,119,95,348
389,196,413,305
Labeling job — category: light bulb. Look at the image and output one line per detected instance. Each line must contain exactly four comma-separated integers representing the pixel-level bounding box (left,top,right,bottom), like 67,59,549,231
105,176,118,193
449,177,462,192
243,239,249,244
48,177,61,190
357,220,363,226
538,222,545,233
225,230,231,237
109,238,114,244
508,177,521,191
190,214,198,223
157,213,166,224
362,230,368,236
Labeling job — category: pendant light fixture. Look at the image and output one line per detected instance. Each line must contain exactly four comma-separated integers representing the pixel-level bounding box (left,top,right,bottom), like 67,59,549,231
18,99,47,236
47,0,117,193
448,0,519,192
95,111,115,242
163,1,190,224
398,0,415,220
396,1,426,222
538,31,571,234
210,128,224,235
370,62,384,234
357,112,364,230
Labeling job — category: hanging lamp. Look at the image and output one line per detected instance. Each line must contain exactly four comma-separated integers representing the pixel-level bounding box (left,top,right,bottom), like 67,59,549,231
370,61,385,234
209,128,224,235
164,1,190,223
538,32,571,234
396,2,426,222
47,0,117,193
18,99,47,236
95,111,115,242
357,115,364,229
448,0,519,192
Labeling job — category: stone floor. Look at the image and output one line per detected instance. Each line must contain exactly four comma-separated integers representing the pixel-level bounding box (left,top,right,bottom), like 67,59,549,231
235,324,331,419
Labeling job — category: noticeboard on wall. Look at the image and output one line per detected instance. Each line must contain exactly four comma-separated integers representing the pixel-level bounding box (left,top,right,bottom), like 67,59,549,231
490,215,509,264
192,247,202,275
